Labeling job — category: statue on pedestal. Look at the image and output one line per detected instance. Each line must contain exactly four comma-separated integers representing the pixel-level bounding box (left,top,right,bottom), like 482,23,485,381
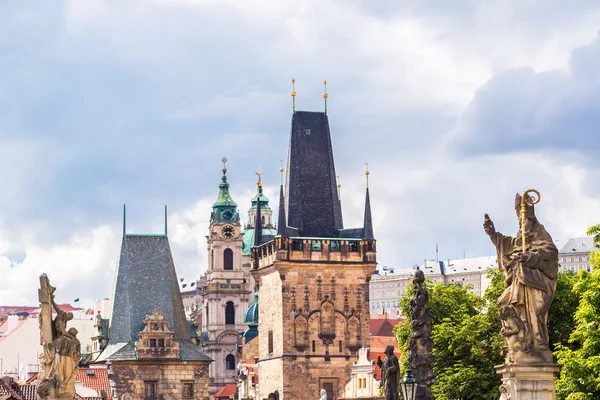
377,345,399,400
408,268,434,399
484,190,558,364
37,274,81,399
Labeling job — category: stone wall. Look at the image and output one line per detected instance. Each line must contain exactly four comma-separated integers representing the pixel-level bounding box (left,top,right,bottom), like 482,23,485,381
111,361,210,400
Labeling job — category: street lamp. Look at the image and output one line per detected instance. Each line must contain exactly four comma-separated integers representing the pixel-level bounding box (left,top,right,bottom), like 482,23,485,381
399,367,419,400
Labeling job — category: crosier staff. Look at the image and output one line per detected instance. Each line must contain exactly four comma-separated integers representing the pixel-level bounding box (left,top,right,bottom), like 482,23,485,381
520,189,540,252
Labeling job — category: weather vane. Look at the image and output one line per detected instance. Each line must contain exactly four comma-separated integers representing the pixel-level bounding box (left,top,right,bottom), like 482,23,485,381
323,79,328,114
365,162,369,188
256,167,262,187
291,78,296,113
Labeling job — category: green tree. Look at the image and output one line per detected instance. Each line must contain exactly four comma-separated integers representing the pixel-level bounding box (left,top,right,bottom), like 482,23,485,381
555,226,600,400
548,271,581,351
586,224,600,243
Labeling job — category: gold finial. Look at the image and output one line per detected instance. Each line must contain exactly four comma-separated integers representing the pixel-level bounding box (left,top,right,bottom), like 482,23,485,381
279,159,284,185
222,157,228,174
291,78,296,113
520,189,541,252
256,167,263,187
336,175,341,199
365,162,369,188
323,80,328,114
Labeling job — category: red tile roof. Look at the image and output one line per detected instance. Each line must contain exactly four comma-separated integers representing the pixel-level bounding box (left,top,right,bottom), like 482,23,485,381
77,368,111,400
16,385,35,400
369,335,402,382
213,384,236,399
0,380,22,400
369,318,402,336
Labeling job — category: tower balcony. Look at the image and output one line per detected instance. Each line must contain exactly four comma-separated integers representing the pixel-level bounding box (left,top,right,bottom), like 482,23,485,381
251,237,376,270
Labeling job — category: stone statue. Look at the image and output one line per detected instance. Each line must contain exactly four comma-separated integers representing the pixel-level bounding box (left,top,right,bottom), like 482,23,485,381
484,191,558,364
37,274,81,399
377,345,399,400
408,269,434,400
319,388,327,400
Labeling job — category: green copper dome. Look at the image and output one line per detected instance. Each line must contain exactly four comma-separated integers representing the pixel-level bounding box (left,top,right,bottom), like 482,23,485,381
210,168,239,225
244,292,259,326
250,185,271,211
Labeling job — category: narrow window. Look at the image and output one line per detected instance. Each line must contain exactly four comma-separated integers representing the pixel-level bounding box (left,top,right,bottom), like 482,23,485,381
330,241,340,251
262,216,265,224
268,330,274,354
292,240,303,251
225,301,235,325
158,339,164,348
182,382,194,398
144,382,157,399
338,340,342,352
312,340,316,352
149,339,156,348
226,354,236,370
224,248,234,270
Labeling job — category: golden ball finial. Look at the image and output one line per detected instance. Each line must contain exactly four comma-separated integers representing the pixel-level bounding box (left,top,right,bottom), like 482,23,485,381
291,91,296,97
323,93,328,99
324,80,327,85
337,183,341,188
279,167,284,172
292,78,295,84
365,170,370,176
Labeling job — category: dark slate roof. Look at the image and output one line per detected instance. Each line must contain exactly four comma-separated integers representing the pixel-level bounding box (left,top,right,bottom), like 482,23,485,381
99,235,211,362
285,111,343,238
363,188,374,240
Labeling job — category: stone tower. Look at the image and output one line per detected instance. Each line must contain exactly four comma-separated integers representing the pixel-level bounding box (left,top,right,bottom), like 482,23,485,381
251,111,377,400
96,210,212,399
203,163,252,395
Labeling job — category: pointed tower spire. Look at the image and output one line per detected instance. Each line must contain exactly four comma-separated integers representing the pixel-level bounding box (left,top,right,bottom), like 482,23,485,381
123,204,127,236
291,78,297,114
211,157,238,225
323,80,328,114
254,168,263,246
363,164,374,240
277,161,287,237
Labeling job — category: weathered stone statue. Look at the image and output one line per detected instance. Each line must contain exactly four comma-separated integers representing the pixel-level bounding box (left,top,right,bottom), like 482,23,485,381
484,191,558,364
37,274,81,399
408,268,434,400
377,345,399,400
485,190,561,400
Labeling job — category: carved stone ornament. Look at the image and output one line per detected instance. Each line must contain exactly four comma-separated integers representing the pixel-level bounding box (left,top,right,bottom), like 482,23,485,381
36,274,82,399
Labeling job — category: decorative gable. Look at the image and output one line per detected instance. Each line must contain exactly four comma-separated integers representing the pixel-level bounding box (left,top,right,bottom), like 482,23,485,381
135,306,180,360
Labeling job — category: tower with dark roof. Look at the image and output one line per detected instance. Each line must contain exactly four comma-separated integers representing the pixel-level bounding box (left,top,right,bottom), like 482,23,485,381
251,104,377,400
95,210,211,399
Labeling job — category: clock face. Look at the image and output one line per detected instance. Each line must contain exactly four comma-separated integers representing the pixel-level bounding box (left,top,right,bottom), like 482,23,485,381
221,225,235,239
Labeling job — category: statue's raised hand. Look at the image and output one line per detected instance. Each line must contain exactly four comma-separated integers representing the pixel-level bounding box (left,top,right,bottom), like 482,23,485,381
483,214,496,236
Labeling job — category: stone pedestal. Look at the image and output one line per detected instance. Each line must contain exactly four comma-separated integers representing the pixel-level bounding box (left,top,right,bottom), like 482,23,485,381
495,363,561,400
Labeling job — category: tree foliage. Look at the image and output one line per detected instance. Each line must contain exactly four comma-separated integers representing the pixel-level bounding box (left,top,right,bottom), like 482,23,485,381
549,271,581,351
555,239,600,400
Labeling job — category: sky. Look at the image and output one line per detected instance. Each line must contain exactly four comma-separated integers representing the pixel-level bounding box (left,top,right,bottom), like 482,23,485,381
1,0,600,307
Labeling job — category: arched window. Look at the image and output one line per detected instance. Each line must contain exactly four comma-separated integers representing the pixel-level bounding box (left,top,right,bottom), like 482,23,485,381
225,354,236,370
210,249,214,271
225,301,235,325
261,216,265,225
223,248,233,270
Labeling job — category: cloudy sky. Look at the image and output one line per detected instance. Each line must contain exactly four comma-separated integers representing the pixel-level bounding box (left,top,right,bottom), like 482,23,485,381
1,0,600,307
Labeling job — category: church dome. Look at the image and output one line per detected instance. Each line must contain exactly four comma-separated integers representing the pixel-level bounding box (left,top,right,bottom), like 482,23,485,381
244,292,259,325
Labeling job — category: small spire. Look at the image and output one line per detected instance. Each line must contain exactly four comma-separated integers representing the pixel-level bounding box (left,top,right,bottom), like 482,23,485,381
123,204,126,236
164,205,168,236
277,176,287,237
291,78,296,114
365,162,369,188
363,174,374,240
323,80,328,114
254,172,263,246
279,159,284,186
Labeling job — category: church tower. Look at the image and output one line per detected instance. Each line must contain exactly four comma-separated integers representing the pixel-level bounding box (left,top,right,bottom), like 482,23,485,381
252,109,377,400
203,159,252,395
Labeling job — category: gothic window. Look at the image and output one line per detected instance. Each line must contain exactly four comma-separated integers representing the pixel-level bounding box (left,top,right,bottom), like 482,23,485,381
225,301,235,325
182,382,194,398
144,382,157,399
225,354,236,370
224,248,234,270
294,316,308,347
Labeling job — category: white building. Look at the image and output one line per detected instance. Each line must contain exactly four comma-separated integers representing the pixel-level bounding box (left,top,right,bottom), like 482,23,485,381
559,237,598,273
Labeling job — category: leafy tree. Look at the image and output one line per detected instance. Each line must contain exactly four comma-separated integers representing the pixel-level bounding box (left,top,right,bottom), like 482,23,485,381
548,271,581,351
586,224,600,243
555,226,600,400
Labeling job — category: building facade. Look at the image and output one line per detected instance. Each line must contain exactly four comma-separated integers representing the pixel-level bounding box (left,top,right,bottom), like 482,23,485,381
559,237,598,273
251,110,377,400
96,221,212,400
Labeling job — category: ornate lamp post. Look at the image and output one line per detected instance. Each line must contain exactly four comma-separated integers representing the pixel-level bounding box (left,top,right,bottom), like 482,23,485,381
399,366,419,400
